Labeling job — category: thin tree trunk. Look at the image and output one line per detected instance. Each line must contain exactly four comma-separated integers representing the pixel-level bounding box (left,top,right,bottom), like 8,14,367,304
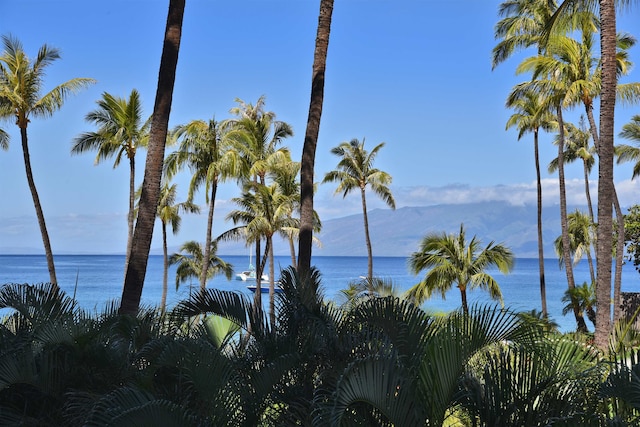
288,234,297,269
460,287,468,315
199,181,217,292
586,250,596,286
361,187,374,290
20,127,57,286
298,0,334,277
161,221,168,313
582,160,595,222
613,186,624,323
124,155,135,279
534,129,547,317
253,239,263,318
558,106,588,333
120,0,185,315
595,0,616,349
268,235,275,326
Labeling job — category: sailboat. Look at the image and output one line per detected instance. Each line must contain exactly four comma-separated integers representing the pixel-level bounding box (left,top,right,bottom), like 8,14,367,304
235,249,268,282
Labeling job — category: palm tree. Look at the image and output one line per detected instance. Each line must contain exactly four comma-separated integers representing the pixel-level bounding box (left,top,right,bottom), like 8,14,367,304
554,209,597,289
407,224,514,315
505,88,556,318
562,281,597,327
169,240,233,293
72,89,149,275
155,181,199,312
165,118,237,293
120,0,185,315
617,114,640,179
0,35,95,286
549,118,596,219
223,181,296,324
323,138,395,289
298,0,334,277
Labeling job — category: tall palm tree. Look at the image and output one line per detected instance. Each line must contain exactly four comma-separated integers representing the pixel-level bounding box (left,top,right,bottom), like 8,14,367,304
120,0,185,315
407,224,514,315
72,89,149,275
155,181,199,312
505,88,556,318
169,240,233,294
323,138,395,289
0,35,95,286
223,181,296,324
165,118,237,292
617,114,640,179
298,0,334,277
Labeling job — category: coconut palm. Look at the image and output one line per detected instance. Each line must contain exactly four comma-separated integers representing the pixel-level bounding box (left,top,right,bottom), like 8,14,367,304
549,118,596,219
72,89,150,274
407,224,514,315
554,209,597,289
299,0,335,277
323,138,396,289
0,35,94,286
169,240,233,293
120,0,185,316
505,87,556,318
562,281,597,327
617,114,640,179
223,181,297,324
165,118,237,293
155,181,199,312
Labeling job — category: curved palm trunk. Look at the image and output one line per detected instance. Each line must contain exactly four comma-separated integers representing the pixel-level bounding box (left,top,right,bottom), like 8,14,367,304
557,106,588,332
124,155,135,277
199,181,217,292
120,0,184,315
582,159,595,222
298,0,334,277
534,129,547,317
161,221,168,313
360,187,374,290
20,127,57,286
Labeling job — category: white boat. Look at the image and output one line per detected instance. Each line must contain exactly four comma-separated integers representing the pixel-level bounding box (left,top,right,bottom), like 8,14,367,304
236,267,269,282
247,282,283,294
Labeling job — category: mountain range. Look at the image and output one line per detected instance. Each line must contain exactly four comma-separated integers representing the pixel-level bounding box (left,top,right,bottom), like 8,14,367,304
215,201,585,259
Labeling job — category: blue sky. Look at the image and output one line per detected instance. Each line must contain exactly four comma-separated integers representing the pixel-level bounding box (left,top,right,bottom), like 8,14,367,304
1,0,639,254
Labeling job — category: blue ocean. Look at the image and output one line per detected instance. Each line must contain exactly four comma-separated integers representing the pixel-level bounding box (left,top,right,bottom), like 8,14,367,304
0,254,638,333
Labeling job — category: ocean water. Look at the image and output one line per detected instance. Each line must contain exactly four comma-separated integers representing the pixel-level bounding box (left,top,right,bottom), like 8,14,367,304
0,254,638,333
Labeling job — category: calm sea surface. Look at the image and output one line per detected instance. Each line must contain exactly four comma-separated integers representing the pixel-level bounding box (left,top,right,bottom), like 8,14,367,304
0,255,638,333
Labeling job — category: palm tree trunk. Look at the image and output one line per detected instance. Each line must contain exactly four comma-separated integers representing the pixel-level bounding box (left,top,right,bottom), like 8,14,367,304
253,239,263,317
199,181,217,292
595,0,616,349
124,155,135,278
557,106,588,333
161,221,168,313
298,0,334,277
582,160,595,222
20,127,57,286
534,129,547,317
613,187,624,323
361,187,374,290
288,234,297,269
120,0,185,315
460,287,469,315
268,236,275,326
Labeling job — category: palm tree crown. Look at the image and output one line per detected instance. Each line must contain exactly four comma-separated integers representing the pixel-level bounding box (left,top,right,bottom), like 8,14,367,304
407,224,514,314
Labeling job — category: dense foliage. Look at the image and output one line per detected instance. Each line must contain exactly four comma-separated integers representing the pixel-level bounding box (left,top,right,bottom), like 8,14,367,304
2,272,640,426
624,205,640,274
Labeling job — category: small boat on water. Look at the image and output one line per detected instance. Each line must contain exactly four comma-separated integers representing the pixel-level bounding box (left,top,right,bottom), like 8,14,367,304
235,266,269,282
246,282,283,294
